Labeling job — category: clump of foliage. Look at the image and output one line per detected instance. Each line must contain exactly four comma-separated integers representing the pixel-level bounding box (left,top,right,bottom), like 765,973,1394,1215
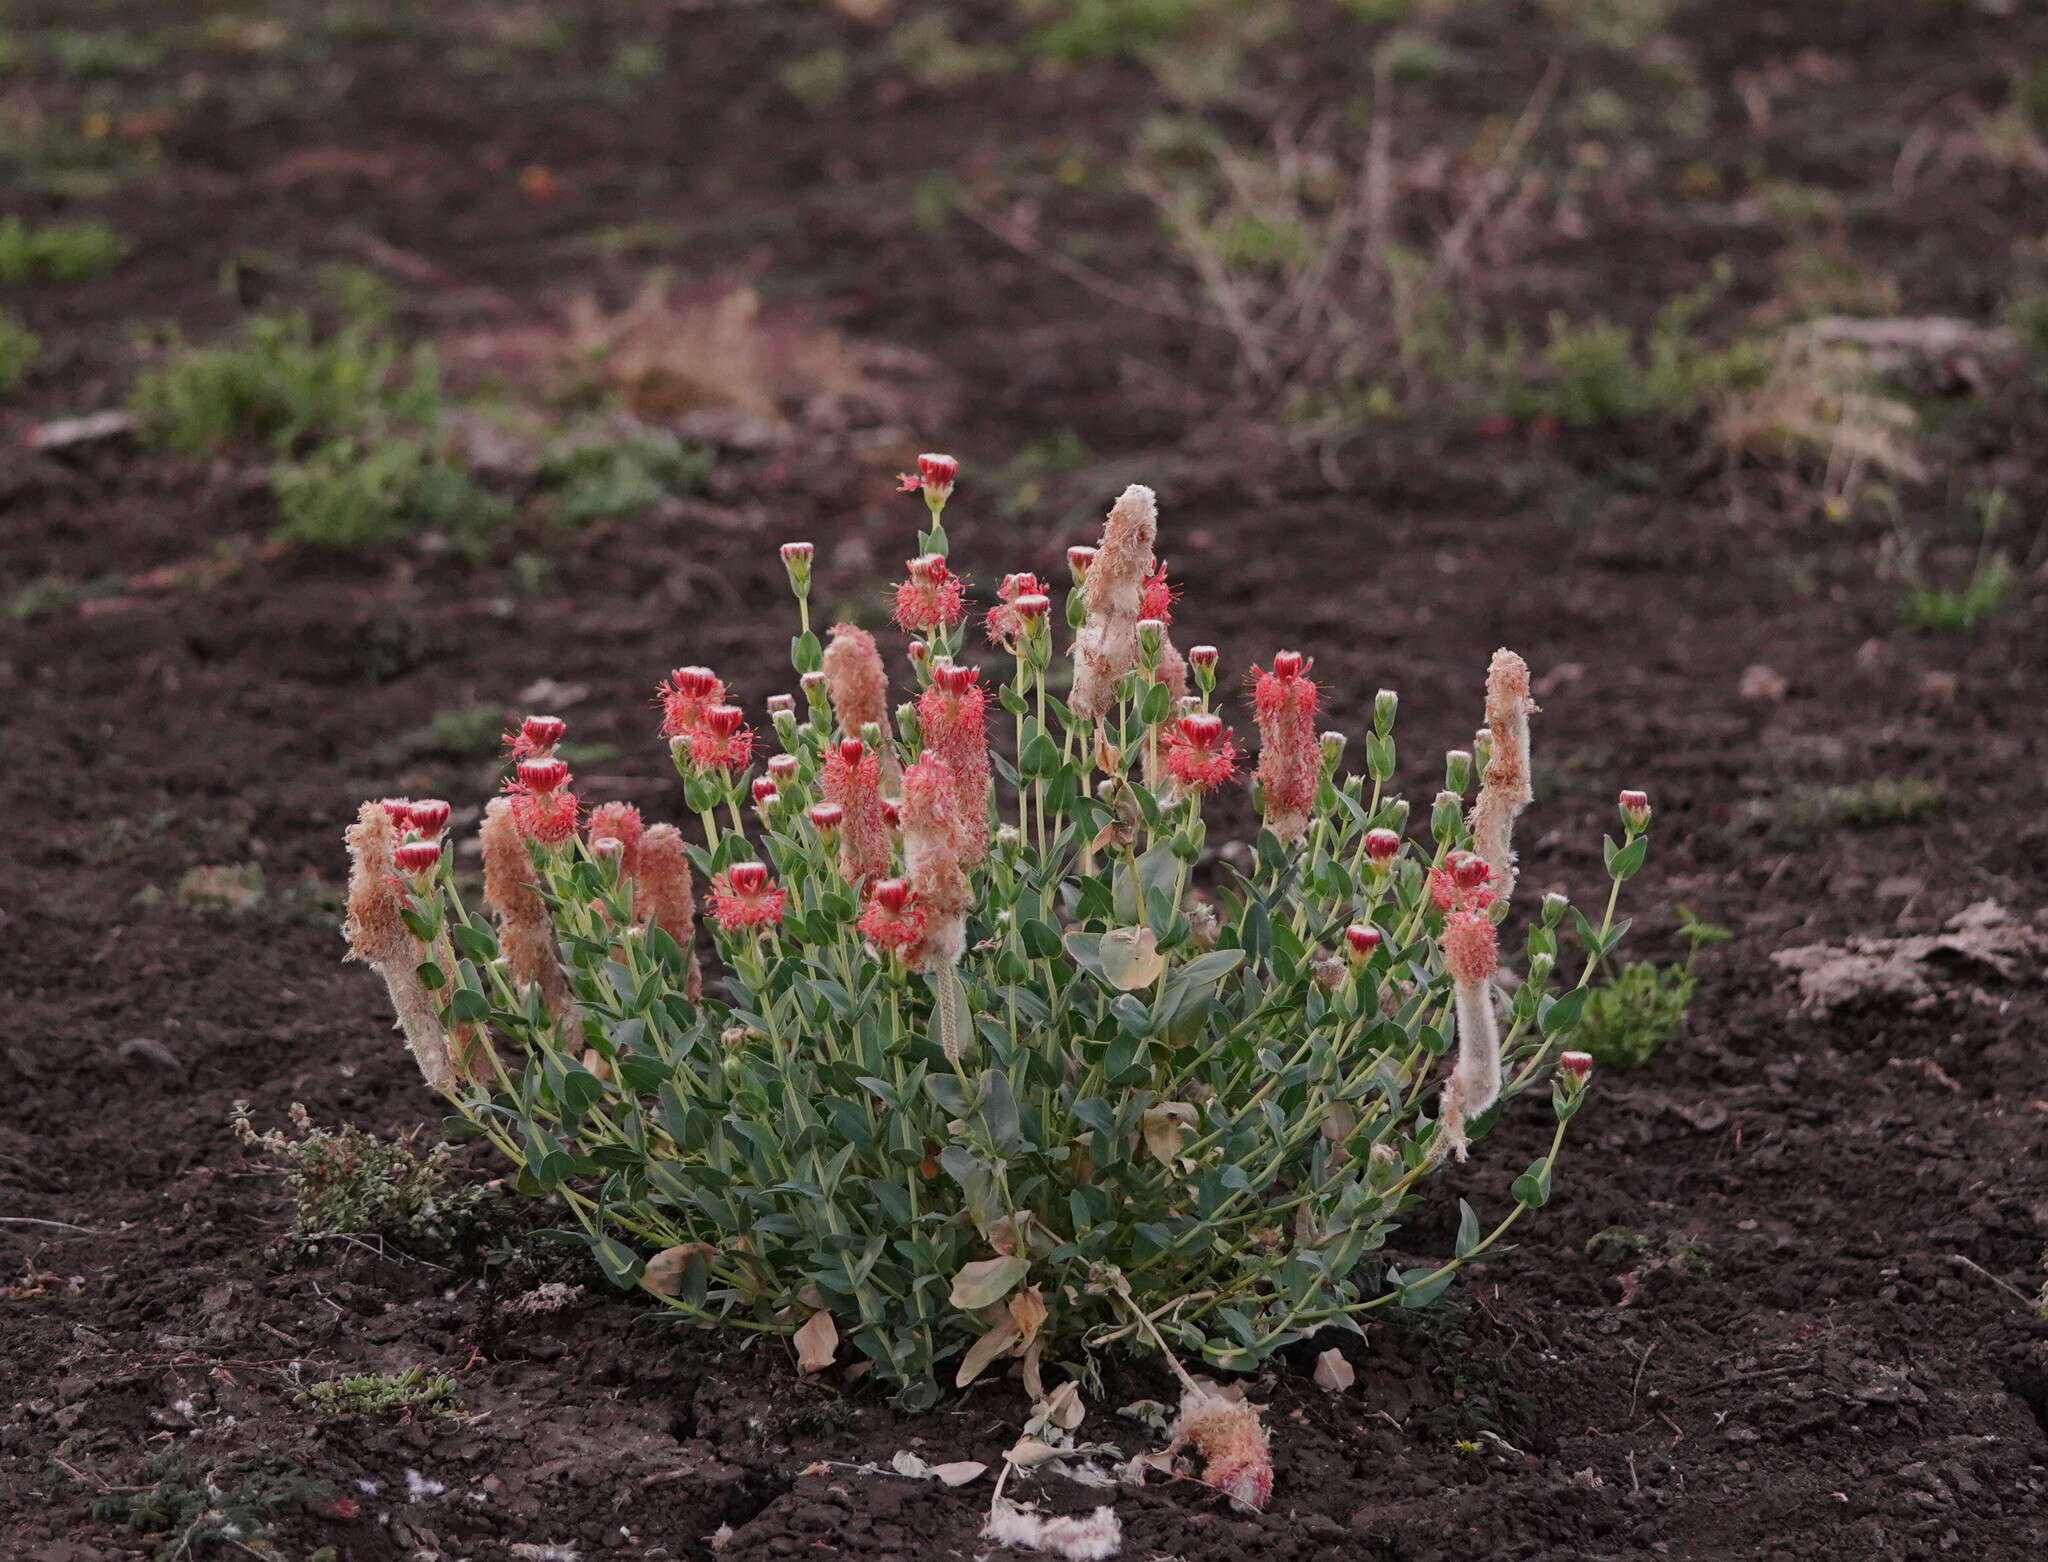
232,1101,489,1249
0,309,39,391
1893,491,2018,633
1741,777,1944,841
339,455,1641,1415
0,215,128,283
537,422,714,525
297,1364,459,1418
130,310,512,550
86,1449,333,1561
1577,906,1729,1069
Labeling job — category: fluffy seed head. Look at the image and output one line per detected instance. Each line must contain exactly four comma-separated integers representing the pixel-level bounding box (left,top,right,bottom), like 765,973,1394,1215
1071,484,1159,720
1467,648,1537,904
821,623,890,747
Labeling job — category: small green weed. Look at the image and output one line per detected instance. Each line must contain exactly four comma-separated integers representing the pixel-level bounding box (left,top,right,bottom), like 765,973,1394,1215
1577,907,1729,1068
233,1102,489,1249
1894,492,2018,633
298,1364,459,1418
85,1449,333,1561
1739,777,1944,841
0,216,128,283
538,424,713,526
0,309,39,390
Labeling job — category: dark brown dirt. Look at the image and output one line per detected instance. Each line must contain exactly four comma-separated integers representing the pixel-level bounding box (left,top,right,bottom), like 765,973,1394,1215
5,3,2048,1560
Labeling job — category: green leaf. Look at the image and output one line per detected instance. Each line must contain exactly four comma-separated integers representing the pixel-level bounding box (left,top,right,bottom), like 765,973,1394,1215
1540,988,1588,1037
1510,1156,1553,1208
948,1255,1028,1311
1453,1199,1481,1258
416,959,445,991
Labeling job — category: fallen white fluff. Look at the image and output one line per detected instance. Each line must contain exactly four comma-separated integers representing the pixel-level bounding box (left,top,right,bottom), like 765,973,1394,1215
982,1496,1122,1560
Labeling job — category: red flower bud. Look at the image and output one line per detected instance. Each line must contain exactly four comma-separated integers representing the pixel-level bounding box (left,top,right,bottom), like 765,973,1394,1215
1272,650,1305,680
768,754,800,782
838,736,867,765
1344,924,1382,959
404,799,450,837
752,776,779,803
1066,545,1096,580
1450,851,1491,891
933,662,978,695
394,839,441,876
520,714,568,753
379,797,413,824
1188,645,1219,672
727,861,769,895
809,802,844,831
1619,790,1652,832
1176,712,1225,748
1012,592,1051,621
907,553,948,584
1558,1051,1593,1083
780,541,814,564
1364,828,1401,863
874,878,911,913
668,668,720,700
705,704,745,737
918,452,959,489
518,757,569,794
880,798,902,828
766,693,796,716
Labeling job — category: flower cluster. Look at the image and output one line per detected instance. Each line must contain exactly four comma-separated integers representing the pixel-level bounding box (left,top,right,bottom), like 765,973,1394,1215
340,448,1642,1485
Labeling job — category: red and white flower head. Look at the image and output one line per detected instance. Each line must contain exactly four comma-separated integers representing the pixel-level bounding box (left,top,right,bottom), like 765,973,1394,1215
1140,562,1177,624
657,666,727,740
857,877,925,954
985,571,1048,650
682,704,754,774
896,451,959,505
404,799,451,839
1429,850,1498,913
1252,652,1319,843
503,760,580,844
506,714,568,760
709,861,785,930
1163,712,1238,795
892,554,968,634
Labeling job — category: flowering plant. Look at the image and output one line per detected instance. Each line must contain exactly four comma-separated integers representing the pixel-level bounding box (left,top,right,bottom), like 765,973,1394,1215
342,455,1644,1439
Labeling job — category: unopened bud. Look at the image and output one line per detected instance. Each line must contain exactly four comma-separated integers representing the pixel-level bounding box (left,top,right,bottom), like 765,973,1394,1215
800,670,829,706
895,702,922,750
1272,650,1305,680
1472,729,1492,774
1344,924,1382,960
1320,730,1346,772
591,835,625,871
727,861,769,895
394,839,441,878
1137,618,1166,662
880,797,902,829
1066,545,1096,582
1445,749,1473,794
1619,789,1652,834
875,878,911,913
934,661,977,695
1373,688,1398,732
916,452,958,508
766,693,796,717
1364,827,1401,865
751,776,779,804
405,799,450,838
1558,1051,1593,1088
907,640,932,678
1429,789,1462,840
768,754,799,784
809,802,844,835
1541,891,1569,926
779,540,814,594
